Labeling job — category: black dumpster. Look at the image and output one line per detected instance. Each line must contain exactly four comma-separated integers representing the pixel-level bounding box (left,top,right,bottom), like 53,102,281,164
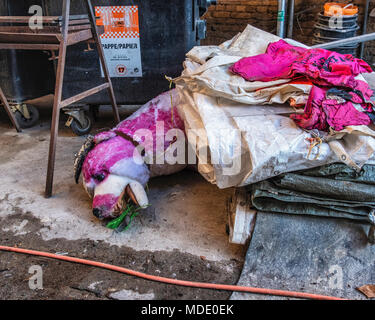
0,0,55,103
44,0,214,105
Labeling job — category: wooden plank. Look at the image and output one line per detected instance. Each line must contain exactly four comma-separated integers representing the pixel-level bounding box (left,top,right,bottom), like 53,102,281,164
0,26,60,33
0,32,61,44
0,15,89,25
0,43,60,50
67,24,91,32
59,83,110,108
67,19,90,26
227,188,257,245
0,87,21,132
66,28,92,46
0,25,90,34
0,16,60,23
63,14,89,21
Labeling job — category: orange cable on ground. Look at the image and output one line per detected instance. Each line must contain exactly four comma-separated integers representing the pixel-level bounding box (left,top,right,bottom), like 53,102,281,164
0,245,344,300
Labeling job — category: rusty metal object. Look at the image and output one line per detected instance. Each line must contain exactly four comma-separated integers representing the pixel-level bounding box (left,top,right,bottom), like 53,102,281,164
0,0,120,197
0,87,21,132
85,0,120,125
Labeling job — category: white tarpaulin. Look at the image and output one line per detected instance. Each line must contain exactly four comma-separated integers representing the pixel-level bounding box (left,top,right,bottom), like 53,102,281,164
174,25,375,188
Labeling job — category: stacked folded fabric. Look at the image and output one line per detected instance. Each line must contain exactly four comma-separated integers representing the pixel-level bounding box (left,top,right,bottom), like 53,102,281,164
250,163,375,233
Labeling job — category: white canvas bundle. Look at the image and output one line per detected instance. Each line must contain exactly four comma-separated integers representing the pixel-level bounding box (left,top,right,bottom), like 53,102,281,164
175,25,375,188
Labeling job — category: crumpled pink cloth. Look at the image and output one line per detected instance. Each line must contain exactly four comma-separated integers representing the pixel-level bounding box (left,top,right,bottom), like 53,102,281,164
229,40,306,82
230,39,372,88
82,90,185,183
290,86,371,131
230,39,374,131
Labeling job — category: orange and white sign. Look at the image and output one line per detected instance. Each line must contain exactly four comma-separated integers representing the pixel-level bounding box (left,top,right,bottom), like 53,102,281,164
95,6,142,77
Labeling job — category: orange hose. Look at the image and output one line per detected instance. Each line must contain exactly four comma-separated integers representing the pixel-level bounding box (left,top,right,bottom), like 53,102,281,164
0,245,344,300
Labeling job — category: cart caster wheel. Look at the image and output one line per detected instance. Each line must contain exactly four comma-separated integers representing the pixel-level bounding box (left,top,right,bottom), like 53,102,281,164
89,104,100,122
70,114,92,136
14,104,39,129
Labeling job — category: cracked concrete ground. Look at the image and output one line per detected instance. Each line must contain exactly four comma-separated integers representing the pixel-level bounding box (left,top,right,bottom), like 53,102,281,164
0,98,245,300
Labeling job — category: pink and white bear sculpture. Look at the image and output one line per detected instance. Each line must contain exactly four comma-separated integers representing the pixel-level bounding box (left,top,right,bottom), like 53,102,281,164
74,89,186,220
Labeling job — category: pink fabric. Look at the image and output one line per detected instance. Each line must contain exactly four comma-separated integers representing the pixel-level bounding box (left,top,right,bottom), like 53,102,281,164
92,194,119,212
290,86,371,131
230,40,372,87
115,103,184,154
230,39,374,131
229,40,306,81
82,90,185,183
83,136,136,182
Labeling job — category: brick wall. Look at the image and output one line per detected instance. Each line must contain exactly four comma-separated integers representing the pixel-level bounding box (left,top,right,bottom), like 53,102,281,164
202,0,375,67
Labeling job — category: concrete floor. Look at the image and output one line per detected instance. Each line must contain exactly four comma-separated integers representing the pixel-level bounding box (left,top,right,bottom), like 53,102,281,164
0,98,245,300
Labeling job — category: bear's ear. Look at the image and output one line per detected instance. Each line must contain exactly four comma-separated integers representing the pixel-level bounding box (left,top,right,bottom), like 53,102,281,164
73,130,117,184
73,135,95,184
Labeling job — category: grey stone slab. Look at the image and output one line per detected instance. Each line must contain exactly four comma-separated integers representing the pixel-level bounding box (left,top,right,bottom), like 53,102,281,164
231,212,375,300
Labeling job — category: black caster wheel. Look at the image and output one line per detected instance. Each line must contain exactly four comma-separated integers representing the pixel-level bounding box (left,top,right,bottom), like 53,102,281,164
89,104,100,122
70,113,92,136
14,104,39,129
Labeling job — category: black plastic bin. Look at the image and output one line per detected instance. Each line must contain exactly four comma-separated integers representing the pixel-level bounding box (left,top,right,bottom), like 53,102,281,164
44,0,214,105
313,12,359,56
0,0,55,103
314,23,359,39
317,13,358,29
312,38,359,55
